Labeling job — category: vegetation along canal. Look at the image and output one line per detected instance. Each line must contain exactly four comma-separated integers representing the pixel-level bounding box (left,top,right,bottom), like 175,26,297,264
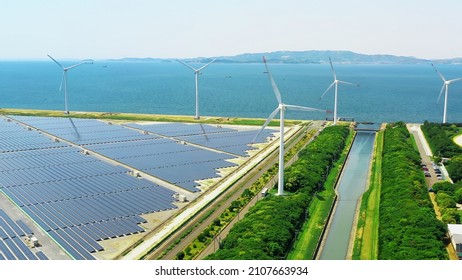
319,130,376,260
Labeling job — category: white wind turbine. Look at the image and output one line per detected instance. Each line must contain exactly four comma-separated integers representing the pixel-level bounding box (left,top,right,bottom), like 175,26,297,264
177,58,216,119
48,55,93,114
254,56,326,196
320,58,359,125
431,63,462,124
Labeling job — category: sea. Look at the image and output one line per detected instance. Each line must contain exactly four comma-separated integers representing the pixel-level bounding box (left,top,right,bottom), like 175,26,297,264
1,60,461,124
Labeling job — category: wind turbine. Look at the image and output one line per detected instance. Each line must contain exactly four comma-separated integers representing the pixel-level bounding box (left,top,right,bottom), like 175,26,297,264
254,56,326,196
177,58,216,120
48,55,93,114
320,58,359,125
431,63,462,124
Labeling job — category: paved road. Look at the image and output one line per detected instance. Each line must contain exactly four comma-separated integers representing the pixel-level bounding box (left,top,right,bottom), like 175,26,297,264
407,124,439,188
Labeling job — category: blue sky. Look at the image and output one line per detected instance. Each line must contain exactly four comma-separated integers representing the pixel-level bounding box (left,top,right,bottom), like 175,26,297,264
1,0,461,60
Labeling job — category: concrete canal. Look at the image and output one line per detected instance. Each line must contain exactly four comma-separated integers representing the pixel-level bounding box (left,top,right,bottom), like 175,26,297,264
318,129,377,260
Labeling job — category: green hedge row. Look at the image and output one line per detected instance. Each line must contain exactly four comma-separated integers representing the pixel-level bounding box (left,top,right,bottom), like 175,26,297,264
378,122,447,260
206,126,349,260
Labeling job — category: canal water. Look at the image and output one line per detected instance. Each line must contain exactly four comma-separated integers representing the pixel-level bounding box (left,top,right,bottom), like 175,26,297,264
319,131,376,260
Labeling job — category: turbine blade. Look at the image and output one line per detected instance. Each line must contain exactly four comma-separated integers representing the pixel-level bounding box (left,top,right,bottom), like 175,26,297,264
431,63,446,82
66,60,93,70
338,80,360,87
320,82,336,100
48,54,63,69
197,58,216,72
252,107,280,143
59,72,65,91
448,77,462,84
177,59,197,72
437,84,445,104
329,57,337,81
284,104,326,113
262,56,283,104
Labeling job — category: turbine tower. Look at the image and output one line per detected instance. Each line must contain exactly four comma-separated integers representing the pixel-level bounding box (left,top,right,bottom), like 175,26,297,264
320,58,359,125
431,63,462,124
48,55,93,114
177,58,216,119
254,56,326,196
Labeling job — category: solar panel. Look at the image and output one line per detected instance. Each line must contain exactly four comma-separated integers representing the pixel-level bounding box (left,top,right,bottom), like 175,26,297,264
8,116,159,146
0,240,16,260
15,220,33,236
177,129,277,157
126,122,236,137
35,251,49,260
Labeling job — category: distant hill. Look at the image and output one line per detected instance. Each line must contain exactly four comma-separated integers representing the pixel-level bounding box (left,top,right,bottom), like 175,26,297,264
109,50,462,64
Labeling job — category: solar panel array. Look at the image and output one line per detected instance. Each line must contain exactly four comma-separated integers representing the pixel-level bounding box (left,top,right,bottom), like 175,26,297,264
0,117,178,260
1,116,277,259
0,209,48,260
127,122,236,137
9,116,159,145
87,139,238,191
9,117,269,192
0,118,68,153
126,122,277,157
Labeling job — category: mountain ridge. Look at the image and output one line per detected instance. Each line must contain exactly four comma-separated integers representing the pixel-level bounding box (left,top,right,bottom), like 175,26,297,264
108,50,462,64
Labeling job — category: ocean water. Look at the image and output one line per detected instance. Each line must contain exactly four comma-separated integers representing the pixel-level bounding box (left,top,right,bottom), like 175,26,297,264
0,61,461,123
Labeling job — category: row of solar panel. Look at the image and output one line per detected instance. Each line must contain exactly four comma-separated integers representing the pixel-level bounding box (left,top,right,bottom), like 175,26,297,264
0,136,68,153
126,122,277,157
0,161,129,187
8,115,159,146
0,151,98,172
46,216,147,260
86,138,196,155
16,188,175,231
126,122,236,137
2,174,156,206
0,209,48,260
176,129,276,157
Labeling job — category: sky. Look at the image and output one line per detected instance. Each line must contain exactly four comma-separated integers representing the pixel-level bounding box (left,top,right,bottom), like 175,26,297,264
1,0,461,60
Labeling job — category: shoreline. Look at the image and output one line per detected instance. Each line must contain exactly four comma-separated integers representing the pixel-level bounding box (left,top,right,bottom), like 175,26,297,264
0,107,303,127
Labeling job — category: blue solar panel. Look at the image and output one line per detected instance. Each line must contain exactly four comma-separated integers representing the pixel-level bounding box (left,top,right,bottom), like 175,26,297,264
35,251,49,260
4,237,27,260
0,209,25,237
0,228,8,240
8,115,159,146
15,220,33,236
48,230,92,260
12,236,38,260
0,217,17,237
177,129,277,157
0,240,16,260
126,122,236,137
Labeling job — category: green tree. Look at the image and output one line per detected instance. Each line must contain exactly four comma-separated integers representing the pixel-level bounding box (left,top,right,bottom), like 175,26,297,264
446,155,462,183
